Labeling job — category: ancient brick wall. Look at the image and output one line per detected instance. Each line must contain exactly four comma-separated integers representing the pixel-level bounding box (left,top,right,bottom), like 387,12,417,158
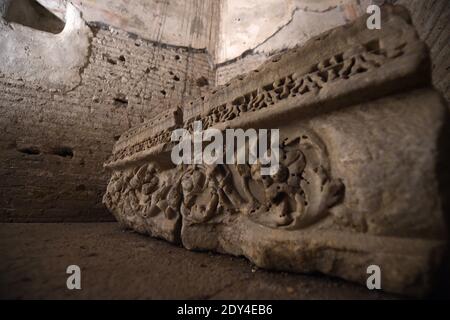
394,0,449,102
0,26,214,222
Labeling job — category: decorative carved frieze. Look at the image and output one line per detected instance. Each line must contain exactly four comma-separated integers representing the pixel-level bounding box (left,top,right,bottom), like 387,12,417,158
103,6,449,297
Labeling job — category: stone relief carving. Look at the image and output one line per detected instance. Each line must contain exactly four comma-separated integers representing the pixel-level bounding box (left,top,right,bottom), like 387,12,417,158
103,165,176,230
245,132,344,230
103,7,449,297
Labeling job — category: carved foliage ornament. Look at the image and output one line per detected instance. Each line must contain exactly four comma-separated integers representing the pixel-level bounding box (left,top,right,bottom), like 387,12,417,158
103,129,344,234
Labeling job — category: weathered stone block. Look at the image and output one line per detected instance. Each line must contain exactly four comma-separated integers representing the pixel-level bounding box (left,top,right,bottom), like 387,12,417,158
103,7,449,296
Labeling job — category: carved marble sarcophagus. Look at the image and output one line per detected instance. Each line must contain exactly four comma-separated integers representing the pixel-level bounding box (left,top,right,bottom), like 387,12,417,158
103,7,449,296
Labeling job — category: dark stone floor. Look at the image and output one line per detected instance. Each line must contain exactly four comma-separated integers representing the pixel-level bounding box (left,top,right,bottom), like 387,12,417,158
0,223,400,299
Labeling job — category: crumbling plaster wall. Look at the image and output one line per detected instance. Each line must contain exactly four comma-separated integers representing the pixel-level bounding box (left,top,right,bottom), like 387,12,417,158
0,3,214,222
216,0,375,63
2,0,64,33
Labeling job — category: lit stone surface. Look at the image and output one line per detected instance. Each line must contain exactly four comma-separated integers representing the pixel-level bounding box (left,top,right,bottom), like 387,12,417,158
103,8,450,296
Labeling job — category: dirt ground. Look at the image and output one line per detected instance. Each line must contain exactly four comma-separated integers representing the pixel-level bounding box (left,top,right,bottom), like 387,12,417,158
0,222,401,299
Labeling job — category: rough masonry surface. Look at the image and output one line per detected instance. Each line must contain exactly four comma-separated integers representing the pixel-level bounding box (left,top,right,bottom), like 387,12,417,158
103,7,450,296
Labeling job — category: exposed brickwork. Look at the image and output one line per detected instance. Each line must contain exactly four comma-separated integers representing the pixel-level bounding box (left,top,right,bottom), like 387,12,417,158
0,26,214,222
